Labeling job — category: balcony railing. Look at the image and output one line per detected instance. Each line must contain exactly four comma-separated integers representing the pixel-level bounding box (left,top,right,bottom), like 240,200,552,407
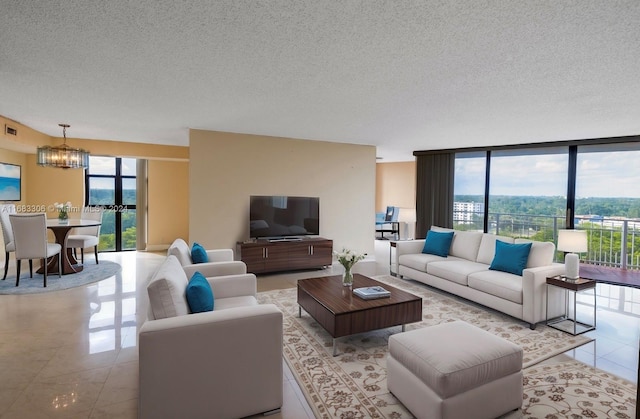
453,211,640,270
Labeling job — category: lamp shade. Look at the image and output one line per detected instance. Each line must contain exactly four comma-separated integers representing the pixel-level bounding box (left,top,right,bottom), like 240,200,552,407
398,208,416,223
557,229,588,253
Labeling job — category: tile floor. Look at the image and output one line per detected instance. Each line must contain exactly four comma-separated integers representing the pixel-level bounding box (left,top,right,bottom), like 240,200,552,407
0,241,636,418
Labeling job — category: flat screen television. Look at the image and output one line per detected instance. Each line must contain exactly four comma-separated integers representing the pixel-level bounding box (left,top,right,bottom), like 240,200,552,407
0,162,21,201
250,195,319,239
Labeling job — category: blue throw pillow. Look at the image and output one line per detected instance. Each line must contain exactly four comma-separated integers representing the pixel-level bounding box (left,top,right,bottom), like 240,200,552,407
422,230,455,257
191,242,209,264
186,272,214,313
489,240,532,276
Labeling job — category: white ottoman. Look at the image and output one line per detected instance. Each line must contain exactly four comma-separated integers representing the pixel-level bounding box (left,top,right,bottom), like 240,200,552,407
388,321,523,419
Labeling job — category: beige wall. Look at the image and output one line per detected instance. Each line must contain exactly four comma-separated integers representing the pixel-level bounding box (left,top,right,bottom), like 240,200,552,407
375,161,416,211
148,160,189,247
189,130,376,255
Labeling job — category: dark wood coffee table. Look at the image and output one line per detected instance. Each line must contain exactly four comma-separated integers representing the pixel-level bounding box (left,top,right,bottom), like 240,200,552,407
297,274,422,356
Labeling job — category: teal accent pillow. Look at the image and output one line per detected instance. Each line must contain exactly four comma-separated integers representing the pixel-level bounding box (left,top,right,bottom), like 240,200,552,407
186,272,214,313
422,230,455,257
191,242,209,264
489,240,532,276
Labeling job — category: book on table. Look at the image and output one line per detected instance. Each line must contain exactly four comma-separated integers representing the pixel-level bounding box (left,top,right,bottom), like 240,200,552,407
353,286,391,300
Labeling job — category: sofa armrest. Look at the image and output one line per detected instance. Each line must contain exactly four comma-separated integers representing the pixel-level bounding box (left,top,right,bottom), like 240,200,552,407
394,240,425,269
139,304,283,419
395,240,425,256
522,263,566,325
182,261,247,278
207,273,257,299
205,248,234,262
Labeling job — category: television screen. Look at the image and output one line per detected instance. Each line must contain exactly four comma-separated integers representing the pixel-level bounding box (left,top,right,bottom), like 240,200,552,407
250,196,319,238
0,162,21,201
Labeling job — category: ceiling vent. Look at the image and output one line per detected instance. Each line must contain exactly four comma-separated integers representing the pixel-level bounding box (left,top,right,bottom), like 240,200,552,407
4,125,17,136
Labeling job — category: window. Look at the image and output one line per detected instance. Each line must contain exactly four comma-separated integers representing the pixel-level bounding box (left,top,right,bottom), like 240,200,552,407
488,148,568,241
576,143,640,269
86,156,137,251
454,152,486,231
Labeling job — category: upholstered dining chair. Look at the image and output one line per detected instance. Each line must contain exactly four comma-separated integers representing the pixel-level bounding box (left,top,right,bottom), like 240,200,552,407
67,206,103,264
0,203,16,280
9,213,62,287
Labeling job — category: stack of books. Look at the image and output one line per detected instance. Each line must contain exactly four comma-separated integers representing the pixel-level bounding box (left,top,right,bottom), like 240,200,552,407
353,286,391,300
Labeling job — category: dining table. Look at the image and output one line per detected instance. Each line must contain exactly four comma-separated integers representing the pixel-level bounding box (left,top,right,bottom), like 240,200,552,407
37,218,102,275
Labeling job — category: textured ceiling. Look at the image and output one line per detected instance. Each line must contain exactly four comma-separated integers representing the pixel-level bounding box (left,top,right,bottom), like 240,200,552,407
1,1,639,161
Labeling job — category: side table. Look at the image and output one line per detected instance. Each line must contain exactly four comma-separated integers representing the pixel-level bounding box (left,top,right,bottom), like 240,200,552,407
389,239,416,277
390,241,398,277
546,275,596,335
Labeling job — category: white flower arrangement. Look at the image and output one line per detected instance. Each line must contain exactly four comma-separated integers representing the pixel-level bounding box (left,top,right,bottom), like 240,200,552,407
54,201,72,220
333,248,366,271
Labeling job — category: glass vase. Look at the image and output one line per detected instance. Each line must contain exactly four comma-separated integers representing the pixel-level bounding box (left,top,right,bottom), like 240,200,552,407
342,268,353,287
58,211,68,223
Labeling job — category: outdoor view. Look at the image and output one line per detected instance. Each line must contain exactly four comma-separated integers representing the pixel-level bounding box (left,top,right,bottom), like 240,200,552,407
87,156,137,251
454,145,640,271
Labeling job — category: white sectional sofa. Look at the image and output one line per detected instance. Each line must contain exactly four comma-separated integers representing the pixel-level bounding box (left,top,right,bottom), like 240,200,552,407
395,227,565,329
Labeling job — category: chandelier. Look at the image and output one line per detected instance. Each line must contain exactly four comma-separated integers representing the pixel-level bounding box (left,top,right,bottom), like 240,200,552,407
37,124,90,169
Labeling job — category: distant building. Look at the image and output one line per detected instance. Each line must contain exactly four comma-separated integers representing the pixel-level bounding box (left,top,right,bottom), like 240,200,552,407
454,202,483,224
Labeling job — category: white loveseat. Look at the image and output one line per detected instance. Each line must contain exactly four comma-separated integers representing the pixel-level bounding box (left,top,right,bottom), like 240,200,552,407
395,227,565,329
139,255,283,419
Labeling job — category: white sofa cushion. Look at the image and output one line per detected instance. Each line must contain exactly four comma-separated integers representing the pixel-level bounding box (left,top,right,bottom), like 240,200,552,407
399,253,456,272
147,255,190,320
515,239,555,268
450,230,484,261
476,234,515,265
431,226,483,261
167,238,193,266
215,296,259,311
427,260,489,286
467,270,523,304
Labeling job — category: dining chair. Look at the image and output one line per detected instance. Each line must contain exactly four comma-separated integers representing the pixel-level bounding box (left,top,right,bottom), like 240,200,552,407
67,206,103,264
9,213,62,287
0,203,17,280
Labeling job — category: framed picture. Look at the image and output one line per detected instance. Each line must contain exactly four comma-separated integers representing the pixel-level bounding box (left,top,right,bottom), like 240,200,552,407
0,162,21,201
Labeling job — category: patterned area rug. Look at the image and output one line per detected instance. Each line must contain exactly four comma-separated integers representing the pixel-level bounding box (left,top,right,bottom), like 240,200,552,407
521,360,636,418
257,275,605,418
0,260,121,294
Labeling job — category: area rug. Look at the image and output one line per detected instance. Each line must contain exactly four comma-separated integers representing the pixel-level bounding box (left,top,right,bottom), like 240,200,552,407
0,260,121,294
521,360,636,418
257,275,599,418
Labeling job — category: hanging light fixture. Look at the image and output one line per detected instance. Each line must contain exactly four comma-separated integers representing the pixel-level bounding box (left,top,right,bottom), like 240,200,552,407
37,124,90,169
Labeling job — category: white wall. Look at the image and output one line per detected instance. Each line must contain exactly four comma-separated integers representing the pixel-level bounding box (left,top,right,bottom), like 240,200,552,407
189,130,376,256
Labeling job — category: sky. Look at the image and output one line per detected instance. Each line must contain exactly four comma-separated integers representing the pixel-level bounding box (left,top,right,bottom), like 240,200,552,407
454,149,640,198
88,156,137,189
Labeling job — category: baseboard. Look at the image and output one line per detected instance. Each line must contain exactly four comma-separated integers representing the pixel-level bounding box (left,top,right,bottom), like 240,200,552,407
145,244,171,251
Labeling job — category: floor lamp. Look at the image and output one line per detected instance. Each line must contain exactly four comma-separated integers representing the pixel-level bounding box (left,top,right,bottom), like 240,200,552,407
557,229,588,280
398,208,416,240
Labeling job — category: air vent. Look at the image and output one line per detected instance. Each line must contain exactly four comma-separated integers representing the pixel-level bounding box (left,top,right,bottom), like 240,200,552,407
5,125,17,136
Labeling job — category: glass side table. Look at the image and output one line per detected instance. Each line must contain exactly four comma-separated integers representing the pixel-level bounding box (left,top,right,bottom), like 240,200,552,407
546,275,596,335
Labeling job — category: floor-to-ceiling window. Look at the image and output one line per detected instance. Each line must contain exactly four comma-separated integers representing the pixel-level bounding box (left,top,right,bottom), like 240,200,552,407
488,148,568,241
576,143,640,270
453,151,486,231
449,138,640,270
85,156,137,251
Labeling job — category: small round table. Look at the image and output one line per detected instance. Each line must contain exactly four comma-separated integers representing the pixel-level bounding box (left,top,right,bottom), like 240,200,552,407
37,218,102,275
